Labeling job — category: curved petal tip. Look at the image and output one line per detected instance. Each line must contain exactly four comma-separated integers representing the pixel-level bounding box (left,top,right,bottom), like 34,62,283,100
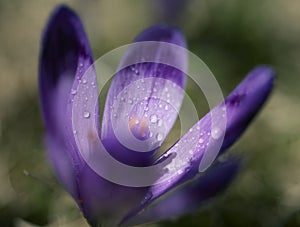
134,24,187,48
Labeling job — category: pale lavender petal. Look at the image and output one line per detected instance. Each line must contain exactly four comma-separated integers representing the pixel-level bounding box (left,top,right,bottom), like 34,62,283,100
122,158,241,226
101,25,187,166
70,63,148,225
134,66,275,210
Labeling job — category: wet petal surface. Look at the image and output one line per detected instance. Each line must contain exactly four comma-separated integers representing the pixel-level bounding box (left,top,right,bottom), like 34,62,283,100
101,25,187,166
131,66,275,212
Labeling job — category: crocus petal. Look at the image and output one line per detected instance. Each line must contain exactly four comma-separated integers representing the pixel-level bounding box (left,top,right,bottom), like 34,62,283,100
70,59,149,226
122,158,241,226
76,163,148,226
101,25,187,166
39,5,94,199
135,66,275,210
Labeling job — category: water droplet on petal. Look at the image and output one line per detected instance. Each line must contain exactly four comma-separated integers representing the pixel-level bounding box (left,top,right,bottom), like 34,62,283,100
83,111,90,119
199,138,204,144
157,119,163,127
150,114,158,123
156,132,164,141
141,192,153,204
82,79,87,84
211,127,222,140
71,89,77,95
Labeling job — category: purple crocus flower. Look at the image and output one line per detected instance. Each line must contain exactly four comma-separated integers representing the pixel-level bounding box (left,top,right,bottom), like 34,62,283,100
39,5,274,227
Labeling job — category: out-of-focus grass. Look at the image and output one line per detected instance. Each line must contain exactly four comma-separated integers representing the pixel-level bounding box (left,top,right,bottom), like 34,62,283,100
1,0,300,226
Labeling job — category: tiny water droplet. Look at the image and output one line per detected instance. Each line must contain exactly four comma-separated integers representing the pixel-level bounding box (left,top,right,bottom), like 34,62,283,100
177,169,183,175
73,130,77,134
82,79,87,84
83,111,90,119
71,89,77,95
128,99,133,104
150,114,158,123
199,138,204,144
157,119,163,127
211,127,222,140
164,105,169,110
156,132,164,141
142,192,153,204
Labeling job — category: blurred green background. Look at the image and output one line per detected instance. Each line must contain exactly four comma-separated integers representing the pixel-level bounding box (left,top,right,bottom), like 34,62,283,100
0,0,300,226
